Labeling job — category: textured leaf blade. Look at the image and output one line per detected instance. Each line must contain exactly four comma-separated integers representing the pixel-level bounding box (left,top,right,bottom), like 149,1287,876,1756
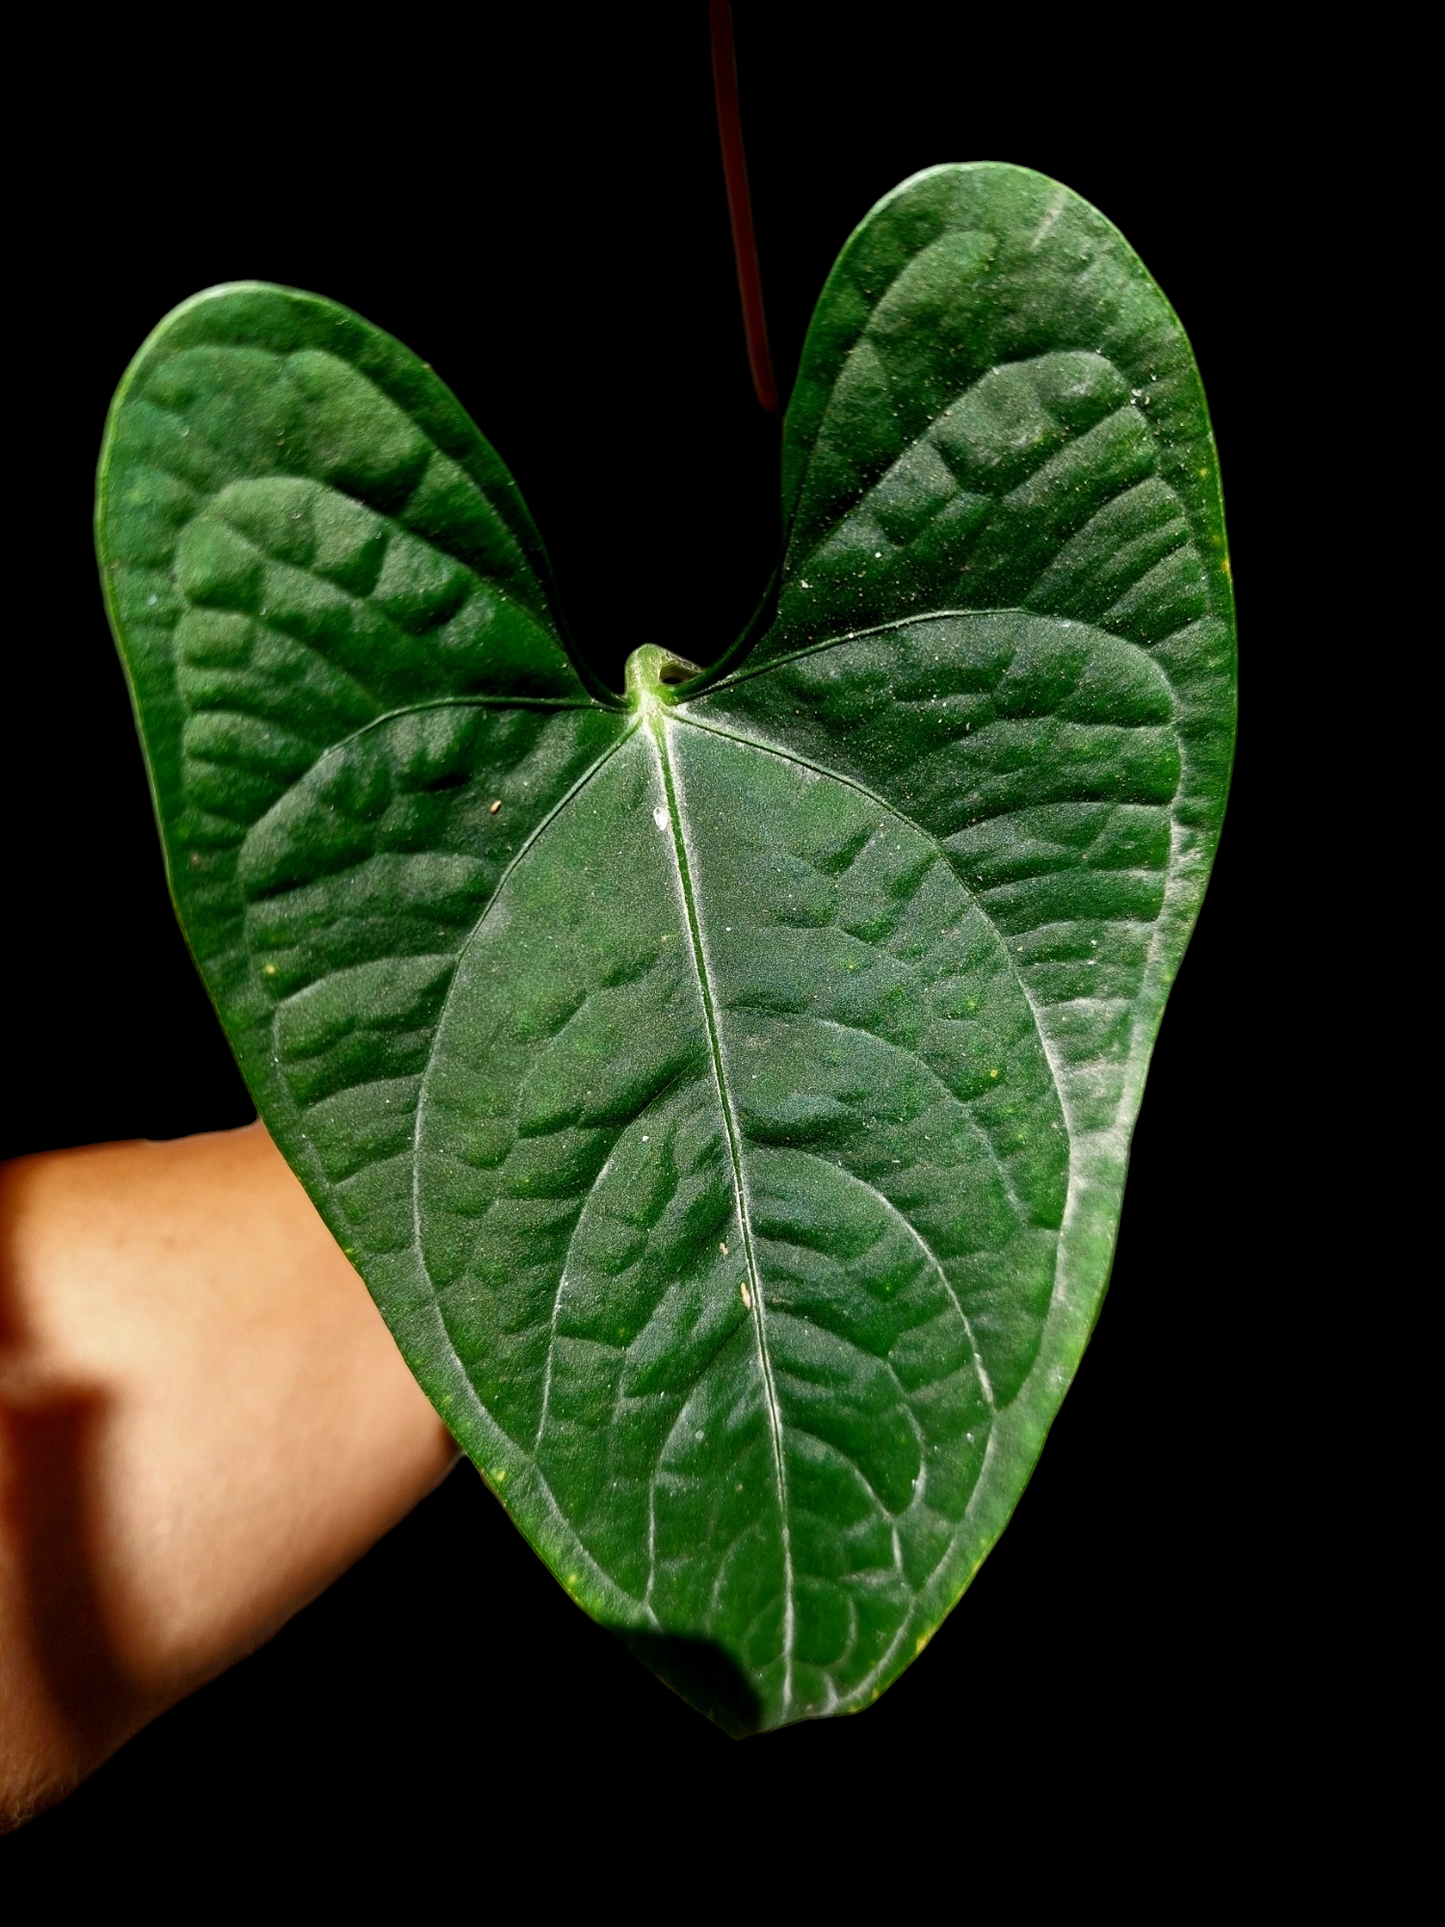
97,166,1235,1735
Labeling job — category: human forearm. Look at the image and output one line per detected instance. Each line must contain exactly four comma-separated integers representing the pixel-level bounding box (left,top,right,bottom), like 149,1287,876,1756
0,1124,457,1827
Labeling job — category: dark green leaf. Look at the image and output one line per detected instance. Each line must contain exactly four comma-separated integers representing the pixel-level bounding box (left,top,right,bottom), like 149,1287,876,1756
96,163,1235,1733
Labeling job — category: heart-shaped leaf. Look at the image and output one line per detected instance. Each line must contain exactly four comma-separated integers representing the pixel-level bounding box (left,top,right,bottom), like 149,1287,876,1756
96,163,1234,1733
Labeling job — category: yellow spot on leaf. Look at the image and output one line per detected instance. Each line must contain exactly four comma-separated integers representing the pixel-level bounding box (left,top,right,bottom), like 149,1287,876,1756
263,963,277,976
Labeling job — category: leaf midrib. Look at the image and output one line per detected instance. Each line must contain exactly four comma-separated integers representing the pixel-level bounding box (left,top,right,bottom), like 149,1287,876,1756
651,710,797,1718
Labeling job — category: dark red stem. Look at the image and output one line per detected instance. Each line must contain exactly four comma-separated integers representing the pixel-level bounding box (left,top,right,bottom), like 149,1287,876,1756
709,0,777,413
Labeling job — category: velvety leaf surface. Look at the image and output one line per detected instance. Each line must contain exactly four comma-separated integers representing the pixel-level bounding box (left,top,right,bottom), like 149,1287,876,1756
97,164,1234,1733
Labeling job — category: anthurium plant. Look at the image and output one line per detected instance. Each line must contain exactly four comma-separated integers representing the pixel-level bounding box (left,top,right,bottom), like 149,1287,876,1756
96,161,1234,1734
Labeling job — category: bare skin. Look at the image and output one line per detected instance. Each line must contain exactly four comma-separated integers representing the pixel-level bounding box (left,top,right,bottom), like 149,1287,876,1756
0,1124,458,1830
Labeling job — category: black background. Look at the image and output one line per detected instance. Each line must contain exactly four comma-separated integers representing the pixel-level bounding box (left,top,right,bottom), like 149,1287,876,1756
7,6,1299,1866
